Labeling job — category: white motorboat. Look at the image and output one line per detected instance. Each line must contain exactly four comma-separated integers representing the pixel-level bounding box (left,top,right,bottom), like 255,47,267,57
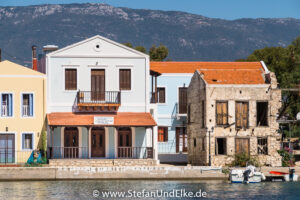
230,165,266,183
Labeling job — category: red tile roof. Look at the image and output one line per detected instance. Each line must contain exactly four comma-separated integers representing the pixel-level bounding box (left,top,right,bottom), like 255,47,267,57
150,61,264,74
197,69,265,84
47,112,156,126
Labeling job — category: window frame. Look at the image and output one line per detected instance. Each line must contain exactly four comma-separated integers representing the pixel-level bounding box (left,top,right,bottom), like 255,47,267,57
0,92,14,118
156,86,167,104
119,68,132,91
21,132,34,151
64,68,78,91
158,126,168,142
20,92,34,118
235,101,249,129
215,137,227,155
256,101,269,127
216,101,228,126
257,137,268,155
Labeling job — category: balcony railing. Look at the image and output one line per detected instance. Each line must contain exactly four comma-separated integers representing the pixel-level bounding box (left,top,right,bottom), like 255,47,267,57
77,91,121,105
117,147,153,159
22,105,30,116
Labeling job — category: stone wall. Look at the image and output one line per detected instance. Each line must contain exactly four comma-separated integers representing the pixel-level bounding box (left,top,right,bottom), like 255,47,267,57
187,71,282,167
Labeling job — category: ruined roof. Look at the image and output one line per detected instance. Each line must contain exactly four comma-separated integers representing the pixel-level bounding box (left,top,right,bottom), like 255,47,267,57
197,68,266,84
47,112,156,127
150,61,265,74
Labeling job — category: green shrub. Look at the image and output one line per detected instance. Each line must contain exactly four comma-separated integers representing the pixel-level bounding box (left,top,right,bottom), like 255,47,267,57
278,149,294,167
230,153,260,167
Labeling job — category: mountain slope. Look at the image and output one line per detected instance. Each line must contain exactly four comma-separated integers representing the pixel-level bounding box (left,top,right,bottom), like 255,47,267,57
0,3,299,66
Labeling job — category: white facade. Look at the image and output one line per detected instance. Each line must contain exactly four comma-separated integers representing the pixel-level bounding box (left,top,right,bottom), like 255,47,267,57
46,35,150,113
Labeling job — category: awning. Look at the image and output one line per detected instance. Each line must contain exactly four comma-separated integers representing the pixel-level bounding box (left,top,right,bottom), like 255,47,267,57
47,112,157,127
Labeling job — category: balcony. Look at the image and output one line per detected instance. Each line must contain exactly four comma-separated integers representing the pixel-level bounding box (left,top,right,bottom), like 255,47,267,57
76,91,121,112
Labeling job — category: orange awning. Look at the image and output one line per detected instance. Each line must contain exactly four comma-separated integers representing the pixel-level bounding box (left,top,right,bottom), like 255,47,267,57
47,112,156,127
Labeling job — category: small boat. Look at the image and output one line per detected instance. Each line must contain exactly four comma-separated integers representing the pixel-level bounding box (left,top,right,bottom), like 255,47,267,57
230,165,266,183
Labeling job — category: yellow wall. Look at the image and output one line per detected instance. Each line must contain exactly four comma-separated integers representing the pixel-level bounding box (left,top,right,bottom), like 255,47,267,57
0,62,46,163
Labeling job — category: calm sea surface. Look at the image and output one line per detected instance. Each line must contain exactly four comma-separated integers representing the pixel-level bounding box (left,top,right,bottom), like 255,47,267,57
0,180,299,200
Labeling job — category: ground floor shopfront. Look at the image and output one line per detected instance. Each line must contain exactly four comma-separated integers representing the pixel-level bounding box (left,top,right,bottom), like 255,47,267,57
47,112,157,161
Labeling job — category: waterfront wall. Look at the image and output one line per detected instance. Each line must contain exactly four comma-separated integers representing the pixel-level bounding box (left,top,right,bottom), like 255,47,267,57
0,166,226,180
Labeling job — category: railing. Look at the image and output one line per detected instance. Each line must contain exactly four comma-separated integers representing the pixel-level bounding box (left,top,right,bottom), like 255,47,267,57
77,91,121,105
1,105,7,116
22,105,29,116
117,147,153,159
48,147,89,159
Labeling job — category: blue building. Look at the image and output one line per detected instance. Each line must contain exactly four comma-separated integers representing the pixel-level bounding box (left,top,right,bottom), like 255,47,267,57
150,62,201,164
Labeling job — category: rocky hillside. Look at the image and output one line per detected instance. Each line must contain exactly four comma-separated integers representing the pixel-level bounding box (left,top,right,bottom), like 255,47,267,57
0,3,299,66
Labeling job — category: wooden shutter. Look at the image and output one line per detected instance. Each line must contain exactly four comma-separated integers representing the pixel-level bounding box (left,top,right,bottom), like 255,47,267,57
235,138,249,155
242,103,248,128
158,88,165,103
236,102,242,128
65,69,77,90
119,69,131,90
216,102,222,125
222,103,228,125
179,87,187,114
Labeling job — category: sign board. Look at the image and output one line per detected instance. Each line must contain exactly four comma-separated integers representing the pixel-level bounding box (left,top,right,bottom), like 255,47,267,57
94,117,114,125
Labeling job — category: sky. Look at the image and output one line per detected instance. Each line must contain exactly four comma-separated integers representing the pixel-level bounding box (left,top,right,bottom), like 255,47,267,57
0,0,299,20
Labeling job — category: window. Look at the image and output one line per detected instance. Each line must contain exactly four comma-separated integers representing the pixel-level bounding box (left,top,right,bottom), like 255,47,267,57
236,102,249,129
22,94,33,117
157,87,165,103
257,102,268,126
22,133,33,150
65,69,77,90
216,101,228,126
194,138,197,147
201,100,205,128
178,87,187,114
258,137,268,155
202,138,205,151
1,93,13,117
158,127,168,142
119,69,131,90
216,138,227,155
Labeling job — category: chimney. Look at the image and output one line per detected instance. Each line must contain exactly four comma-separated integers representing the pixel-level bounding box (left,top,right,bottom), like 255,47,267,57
32,45,37,71
43,45,58,54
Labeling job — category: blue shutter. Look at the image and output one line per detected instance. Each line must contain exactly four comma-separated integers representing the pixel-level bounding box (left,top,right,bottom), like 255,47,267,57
29,94,33,116
8,94,12,117
22,134,25,149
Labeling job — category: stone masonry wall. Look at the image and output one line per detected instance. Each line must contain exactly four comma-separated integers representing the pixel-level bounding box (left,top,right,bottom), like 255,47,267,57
188,71,282,167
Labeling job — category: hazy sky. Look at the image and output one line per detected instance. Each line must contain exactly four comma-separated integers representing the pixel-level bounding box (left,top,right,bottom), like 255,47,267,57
0,0,299,20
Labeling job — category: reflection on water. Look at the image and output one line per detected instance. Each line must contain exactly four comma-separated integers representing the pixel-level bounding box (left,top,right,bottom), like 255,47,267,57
0,180,300,199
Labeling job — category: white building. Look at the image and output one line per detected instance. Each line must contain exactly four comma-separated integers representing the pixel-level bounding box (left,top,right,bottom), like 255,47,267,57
41,35,158,163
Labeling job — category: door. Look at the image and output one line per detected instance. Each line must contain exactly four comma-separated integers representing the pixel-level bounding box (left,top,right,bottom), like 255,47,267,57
64,127,79,158
235,138,250,155
0,134,15,163
91,128,105,157
118,128,132,158
176,127,187,153
179,87,187,114
91,69,105,102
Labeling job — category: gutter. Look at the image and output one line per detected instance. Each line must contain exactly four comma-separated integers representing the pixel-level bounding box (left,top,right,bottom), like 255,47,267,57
260,61,270,74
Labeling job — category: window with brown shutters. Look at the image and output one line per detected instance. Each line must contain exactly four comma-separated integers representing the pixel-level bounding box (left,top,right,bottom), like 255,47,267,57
236,102,249,129
178,87,187,114
119,69,131,90
158,127,168,142
216,101,228,126
65,69,77,90
157,87,165,103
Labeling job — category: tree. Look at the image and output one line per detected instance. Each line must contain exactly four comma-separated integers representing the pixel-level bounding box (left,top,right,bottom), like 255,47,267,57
135,46,147,54
237,36,300,120
149,45,169,61
122,42,133,48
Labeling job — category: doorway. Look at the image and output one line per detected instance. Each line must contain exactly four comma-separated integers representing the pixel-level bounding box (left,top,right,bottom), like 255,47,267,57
0,134,15,163
64,127,79,158
91,127,105,157
91,69,105,102
118,128,132,158
176,127,187,153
